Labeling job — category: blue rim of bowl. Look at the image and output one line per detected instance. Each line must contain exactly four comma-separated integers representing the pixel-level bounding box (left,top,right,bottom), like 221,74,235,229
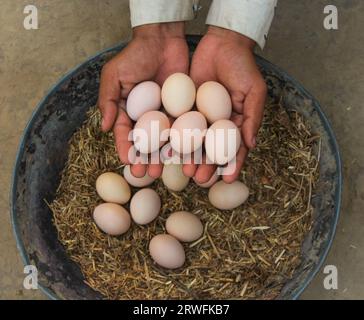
10,39,342,301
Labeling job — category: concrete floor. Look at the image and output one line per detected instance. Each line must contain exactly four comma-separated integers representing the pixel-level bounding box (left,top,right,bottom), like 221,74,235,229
0,0,363,300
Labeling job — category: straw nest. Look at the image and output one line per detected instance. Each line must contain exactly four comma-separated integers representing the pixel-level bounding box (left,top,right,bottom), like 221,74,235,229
49,100,320,299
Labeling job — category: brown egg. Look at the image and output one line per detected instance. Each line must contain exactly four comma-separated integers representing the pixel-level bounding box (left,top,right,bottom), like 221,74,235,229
93,203,131,235
161,73,196,117
130,188,161,225
208,181,249,210
149,234,185,269
166,211,203,242
162,164,190,192
96,172,131,204
196,81,232,123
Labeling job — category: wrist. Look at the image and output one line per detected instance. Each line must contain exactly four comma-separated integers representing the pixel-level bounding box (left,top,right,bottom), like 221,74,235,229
206,26,256,51
133,22,186,40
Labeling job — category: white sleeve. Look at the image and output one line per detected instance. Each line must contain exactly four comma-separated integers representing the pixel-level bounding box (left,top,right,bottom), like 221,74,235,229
206,0,278,49
130,0,198,28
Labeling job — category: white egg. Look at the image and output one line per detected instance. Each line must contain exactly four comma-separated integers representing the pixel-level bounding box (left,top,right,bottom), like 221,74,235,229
205,120,241,165
126,81,161,121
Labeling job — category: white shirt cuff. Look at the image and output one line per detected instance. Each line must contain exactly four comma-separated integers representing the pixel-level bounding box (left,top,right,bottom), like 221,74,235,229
206,0,277,49
130,0,197,27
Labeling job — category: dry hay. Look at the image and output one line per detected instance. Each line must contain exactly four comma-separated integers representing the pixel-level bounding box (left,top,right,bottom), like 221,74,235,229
49,100,320,299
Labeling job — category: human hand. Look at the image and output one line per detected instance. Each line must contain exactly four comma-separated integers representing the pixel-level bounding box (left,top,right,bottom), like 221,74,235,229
98,22,189,178
185,26,267,184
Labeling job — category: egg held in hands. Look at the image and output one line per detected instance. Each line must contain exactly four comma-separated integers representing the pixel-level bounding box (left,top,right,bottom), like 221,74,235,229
126,81,161,121
133,111,170,154
161,73,196,118
196,81,232,124
170,111,207,154
205,120,241,166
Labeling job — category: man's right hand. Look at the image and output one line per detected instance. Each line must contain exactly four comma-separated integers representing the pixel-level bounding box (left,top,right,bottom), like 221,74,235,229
98,22,189,178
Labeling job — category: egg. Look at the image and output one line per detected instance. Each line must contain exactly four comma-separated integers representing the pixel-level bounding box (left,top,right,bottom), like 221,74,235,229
149,234,185,269
93,203,131,235
161,73,196,117
162,164,190,192
130,188,161,225
196,81,232,123
126,81,161,121
208,180,249,210
123,165,155,187
96,172,131,204
170,111,207,154
133,111,170,154
205,120,241,165
166,211,203,242
193,170,219,188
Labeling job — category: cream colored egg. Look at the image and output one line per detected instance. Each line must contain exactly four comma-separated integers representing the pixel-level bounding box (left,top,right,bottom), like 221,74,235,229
208,180,249,210
161,73,196,117
130,188,161,225
162,164,190,192
126,81,161,121
205,120,241,165
123,165,155,187
93,203,131,235
170,111,207,154
133,111,170,154
149,234,185,269
166,211,203,242
96,172,131,204
196,81,232,123
193,170,219,188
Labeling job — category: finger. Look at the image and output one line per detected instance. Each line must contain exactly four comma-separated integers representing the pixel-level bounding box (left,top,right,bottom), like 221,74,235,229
98,63,120,132
230,91,246,114
222,146,248,184
183,163,197,178
241,83,267,149
231,112,243,129
131,163,147,178
147,163,163,179
194,155,217,184
113,106,133,164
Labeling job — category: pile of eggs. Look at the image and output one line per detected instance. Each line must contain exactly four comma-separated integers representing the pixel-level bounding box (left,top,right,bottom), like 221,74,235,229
93,73,250,269
128,73,241,165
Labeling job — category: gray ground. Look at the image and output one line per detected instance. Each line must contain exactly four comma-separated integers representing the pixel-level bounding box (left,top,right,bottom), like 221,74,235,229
0,0,363,300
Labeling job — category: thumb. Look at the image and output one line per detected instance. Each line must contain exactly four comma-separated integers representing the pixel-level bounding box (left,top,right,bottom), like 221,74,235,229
241,83,267,149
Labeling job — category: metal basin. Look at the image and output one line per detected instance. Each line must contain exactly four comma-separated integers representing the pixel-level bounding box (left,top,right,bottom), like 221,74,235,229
10,36,342,300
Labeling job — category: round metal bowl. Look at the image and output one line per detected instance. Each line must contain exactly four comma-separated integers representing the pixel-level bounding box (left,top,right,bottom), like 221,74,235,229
10,36,342,300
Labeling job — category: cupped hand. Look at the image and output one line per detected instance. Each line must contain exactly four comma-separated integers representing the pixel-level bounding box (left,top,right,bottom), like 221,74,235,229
184,26,267,184
98,22,189,178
